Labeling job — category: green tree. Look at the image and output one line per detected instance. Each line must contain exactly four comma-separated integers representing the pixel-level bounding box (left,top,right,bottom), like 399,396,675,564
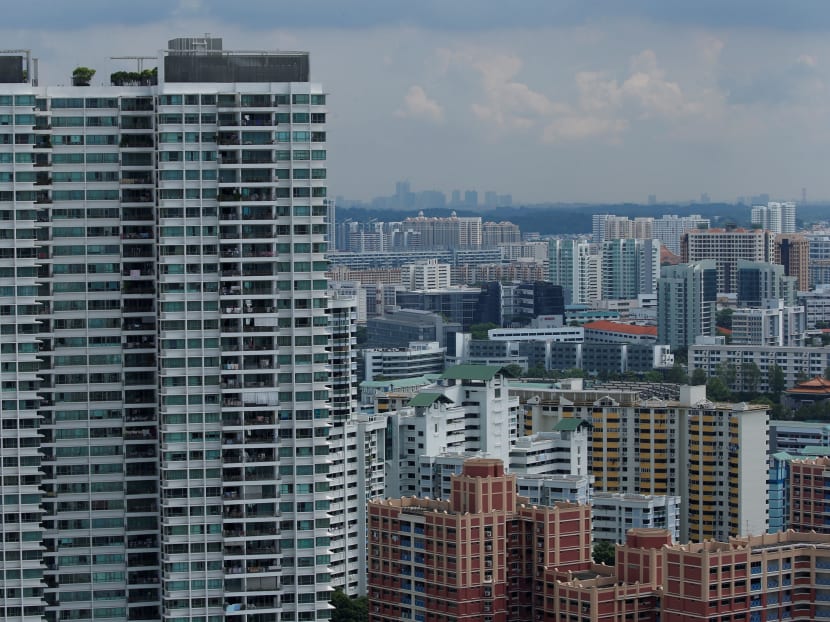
664,364,688,384
740,362,762,395
716,361,737,391
470,322,497,340
768,364,786,397
716,308,734,330
331,589,368,622
72,66,96,86
592,540,616,565
690,368,708,386
564,367,585,378
706,376,731,401
503,364,525,378
643,371,663,383
526,365,549,378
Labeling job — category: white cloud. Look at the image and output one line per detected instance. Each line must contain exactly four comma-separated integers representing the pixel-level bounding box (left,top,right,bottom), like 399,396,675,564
395,85,444,122
438,46,562,130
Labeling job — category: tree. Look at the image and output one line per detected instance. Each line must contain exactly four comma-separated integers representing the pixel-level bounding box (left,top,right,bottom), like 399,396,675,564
768,364,786,397
72,66,96,86
526,365,549,378
716,308,734,330
643,371,663,383
592,540,615,565
331,589,368,622
503,364,525,378
706,376,731,401
470,322,497,340
690,368,708,386
664,364,688,384
740,362,762,395
716,361,737,391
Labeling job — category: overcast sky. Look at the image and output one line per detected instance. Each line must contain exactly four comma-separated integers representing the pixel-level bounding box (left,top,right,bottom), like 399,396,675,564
6,1,830,204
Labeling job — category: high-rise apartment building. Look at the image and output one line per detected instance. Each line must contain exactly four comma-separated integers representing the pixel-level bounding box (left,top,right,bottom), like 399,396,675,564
775,233,810,291
529,386,769,543
681,227,776,294
657,261,717,350
789,456,830,534
600,238,661,300
651,214,709,254
547,238,600,305
0,38,361,622
751,200,797,234
368,459,592,622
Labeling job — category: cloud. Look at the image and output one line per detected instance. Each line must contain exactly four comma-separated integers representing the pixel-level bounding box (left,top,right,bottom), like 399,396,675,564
395,85,444,122
721,54,826,106
438,47,562,130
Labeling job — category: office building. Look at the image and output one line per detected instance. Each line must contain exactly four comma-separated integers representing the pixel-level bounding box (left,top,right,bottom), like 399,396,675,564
395,287,481,331
736,260,797,306
0,37,362,622
367,309,460,348
681,228,776,294
363,341,445,381
657,261,717,350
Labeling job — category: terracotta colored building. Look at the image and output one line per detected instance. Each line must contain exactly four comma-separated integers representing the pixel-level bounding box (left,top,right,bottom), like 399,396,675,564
370,458,830,622
367,458,592,622
790,455,830,534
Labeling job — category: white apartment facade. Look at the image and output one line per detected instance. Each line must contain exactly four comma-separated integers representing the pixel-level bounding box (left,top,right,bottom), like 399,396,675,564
0,37,361,622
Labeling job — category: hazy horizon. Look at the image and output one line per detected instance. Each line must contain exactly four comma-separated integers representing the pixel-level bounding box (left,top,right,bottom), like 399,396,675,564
5,0,829,204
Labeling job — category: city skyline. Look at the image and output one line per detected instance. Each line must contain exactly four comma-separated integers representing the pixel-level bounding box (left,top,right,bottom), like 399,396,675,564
3,1,829,203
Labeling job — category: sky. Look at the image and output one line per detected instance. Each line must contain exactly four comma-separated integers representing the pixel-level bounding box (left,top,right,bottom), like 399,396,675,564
5,0,830,204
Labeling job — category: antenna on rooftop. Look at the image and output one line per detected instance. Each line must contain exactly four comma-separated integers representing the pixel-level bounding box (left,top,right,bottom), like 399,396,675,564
110,56,156,72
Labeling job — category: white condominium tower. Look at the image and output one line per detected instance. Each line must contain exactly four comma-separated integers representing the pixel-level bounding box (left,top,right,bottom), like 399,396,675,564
0,37,359,622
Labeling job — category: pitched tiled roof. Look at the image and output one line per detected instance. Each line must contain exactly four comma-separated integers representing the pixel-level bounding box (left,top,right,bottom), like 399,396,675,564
583,320,657,337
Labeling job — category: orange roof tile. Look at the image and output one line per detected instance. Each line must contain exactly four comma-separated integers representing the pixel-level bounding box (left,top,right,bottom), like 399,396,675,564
582,320,657,337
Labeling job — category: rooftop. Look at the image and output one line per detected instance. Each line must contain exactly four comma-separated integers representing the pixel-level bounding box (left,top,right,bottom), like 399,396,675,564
583,320,657,337
442,364,507,381
408,392,453,408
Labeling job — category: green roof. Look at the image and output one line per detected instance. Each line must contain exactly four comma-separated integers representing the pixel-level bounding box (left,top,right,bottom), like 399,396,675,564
802,445,830,456
442,364,506,381
554,418,590,431
408,392,453,408
359,375,434,389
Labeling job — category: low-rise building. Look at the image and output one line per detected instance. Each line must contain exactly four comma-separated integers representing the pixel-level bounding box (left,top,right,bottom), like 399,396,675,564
363,341,446,381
